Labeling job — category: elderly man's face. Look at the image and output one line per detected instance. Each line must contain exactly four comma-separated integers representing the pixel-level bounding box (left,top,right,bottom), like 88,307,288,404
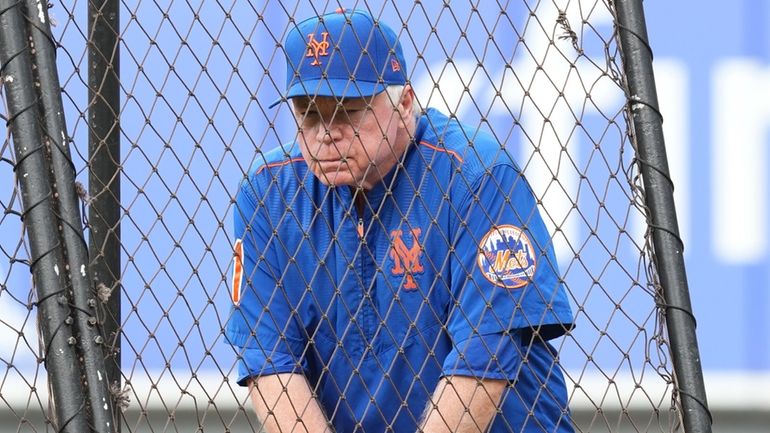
293,90,408,190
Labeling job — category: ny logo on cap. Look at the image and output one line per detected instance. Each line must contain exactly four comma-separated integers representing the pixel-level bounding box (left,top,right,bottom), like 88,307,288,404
306,32,330,66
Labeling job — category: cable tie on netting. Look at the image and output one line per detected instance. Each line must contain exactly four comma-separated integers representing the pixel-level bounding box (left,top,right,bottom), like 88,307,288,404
7,256,29,266
0,2,21,19
68,301,98,318
0,152,16,165
25,242,58,269
655,302,697,327
10,142,48,175
19,9,56,47
110,381,131,413
31,286,64,307
628,94,663,119
632,160,675,197
56,397,88,431
40,316,74,359
0,69,7,87
74,181,90,203
3,99,39,130
643,222,684,249
615,22,654,61
673,388,713,426
556,11,582,54
50,207,90,250
3,206,22,217
96,282,113,303
41,131,78,174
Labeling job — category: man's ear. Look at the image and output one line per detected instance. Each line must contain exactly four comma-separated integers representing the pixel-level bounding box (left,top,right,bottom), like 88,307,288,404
398,84,415,120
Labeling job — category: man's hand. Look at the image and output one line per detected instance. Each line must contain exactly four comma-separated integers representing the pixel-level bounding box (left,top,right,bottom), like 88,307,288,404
419,375,506,433
248,373,333,433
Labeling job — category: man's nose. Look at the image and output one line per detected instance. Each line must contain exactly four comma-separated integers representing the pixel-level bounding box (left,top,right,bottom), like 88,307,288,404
316,118,344,144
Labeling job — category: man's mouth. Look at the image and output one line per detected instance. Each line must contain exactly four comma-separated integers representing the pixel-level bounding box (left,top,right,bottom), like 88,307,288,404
315,159,348,170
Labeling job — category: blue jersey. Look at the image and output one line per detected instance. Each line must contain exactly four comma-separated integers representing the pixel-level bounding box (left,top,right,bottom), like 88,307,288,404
226,108,574,432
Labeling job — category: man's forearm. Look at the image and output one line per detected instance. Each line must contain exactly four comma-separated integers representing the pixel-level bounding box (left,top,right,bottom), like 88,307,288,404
419,375,506,433
249,373,332,433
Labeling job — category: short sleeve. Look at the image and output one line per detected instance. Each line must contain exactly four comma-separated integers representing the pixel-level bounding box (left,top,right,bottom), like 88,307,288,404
441,330,523,380
225,178,308,384
446,164,571,346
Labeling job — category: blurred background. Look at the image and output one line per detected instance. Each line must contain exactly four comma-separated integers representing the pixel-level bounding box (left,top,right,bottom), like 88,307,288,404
644,0,770,412
642,0,770,429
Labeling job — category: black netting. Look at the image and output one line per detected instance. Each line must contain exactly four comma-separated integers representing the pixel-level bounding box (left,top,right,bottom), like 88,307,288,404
0,1,682,432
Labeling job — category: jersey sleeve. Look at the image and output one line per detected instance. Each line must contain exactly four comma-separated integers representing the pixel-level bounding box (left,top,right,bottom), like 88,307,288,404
443,163,572,379
225,178,308,385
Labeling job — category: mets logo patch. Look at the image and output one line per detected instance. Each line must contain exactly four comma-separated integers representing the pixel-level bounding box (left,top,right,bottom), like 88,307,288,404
477,225,536,289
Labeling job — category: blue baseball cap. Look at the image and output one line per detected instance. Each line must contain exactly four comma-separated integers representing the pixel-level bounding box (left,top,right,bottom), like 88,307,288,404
269,9,408,108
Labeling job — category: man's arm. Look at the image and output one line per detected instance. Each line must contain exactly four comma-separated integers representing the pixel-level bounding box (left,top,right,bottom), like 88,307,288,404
248,373,332,433
419,375,506,433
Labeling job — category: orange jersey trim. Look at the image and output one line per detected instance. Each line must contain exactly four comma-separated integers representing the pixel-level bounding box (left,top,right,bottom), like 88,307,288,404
255,157,305,176
231,239,244,304
419,141,464,164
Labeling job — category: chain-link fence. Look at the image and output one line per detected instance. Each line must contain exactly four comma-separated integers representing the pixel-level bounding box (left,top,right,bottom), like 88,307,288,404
0,1,707,432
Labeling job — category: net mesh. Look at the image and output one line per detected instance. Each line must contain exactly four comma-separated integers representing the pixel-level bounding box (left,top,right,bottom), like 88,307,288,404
0,1,680,432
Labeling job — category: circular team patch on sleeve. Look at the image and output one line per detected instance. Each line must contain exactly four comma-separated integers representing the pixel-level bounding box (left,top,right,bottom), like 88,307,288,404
477,225,537,289
231,239,244,305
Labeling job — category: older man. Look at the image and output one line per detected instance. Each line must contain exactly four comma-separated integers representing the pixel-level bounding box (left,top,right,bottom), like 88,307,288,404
227,8,574,433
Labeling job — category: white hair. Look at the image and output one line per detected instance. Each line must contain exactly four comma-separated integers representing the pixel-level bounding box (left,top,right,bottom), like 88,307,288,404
384,85,405,106
383,85,421,122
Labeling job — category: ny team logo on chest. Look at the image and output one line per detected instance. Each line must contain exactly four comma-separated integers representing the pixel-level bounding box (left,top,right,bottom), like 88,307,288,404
389,228,424,290
478,225,536,289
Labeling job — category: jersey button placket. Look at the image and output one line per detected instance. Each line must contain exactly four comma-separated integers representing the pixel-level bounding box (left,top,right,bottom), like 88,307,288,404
359,199,381,356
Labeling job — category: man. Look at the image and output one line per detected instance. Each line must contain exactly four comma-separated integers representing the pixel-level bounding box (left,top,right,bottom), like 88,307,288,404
227,8,574,433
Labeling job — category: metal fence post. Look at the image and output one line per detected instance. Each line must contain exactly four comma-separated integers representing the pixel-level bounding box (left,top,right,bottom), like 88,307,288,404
614,1,713,432
0,1,90,431
23,0,118,430
87,0,122,408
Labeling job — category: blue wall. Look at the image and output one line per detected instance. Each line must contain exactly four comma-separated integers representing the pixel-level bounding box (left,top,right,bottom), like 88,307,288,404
645,0,770,371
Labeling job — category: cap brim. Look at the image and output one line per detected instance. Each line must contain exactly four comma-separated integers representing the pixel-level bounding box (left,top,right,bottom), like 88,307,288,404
268,79,386,108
